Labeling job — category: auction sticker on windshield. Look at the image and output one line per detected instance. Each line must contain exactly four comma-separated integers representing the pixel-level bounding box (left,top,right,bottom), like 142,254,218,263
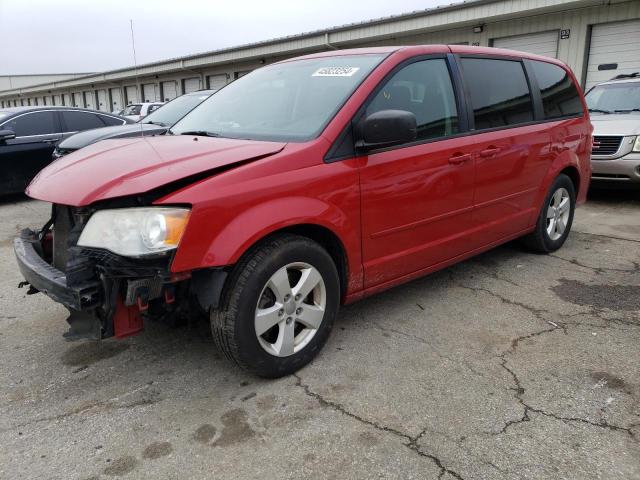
312,67,360,77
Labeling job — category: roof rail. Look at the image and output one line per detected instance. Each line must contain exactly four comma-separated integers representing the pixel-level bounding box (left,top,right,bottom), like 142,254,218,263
611,72,640,80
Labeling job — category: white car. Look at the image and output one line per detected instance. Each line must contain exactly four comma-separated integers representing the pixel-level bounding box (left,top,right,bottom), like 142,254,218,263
121,102,164,122
586,73,640,184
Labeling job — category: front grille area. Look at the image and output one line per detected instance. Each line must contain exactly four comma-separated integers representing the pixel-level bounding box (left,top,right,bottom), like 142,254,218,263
52,205,75,271
592,136,623,156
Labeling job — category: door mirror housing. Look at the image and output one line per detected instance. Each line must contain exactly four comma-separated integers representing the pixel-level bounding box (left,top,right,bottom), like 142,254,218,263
357,110,417,151
0,129,16,143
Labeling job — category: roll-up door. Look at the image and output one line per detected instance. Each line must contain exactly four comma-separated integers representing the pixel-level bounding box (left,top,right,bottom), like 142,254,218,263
492,31,559,59
142,83,159,102
586,20,640,89
125,85,139,104
109,88,123,111
84,91,95,109
96,90,108,111
207,74,227,91
183,77,201,93
161,81,178,101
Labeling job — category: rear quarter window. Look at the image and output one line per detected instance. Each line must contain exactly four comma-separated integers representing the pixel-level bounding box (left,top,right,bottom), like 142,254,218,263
530,61,583,119
98,114,126,126
1,111,58,136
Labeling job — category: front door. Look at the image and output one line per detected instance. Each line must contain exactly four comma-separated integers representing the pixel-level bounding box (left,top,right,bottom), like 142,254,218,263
359,57,476,288
0,111,62,194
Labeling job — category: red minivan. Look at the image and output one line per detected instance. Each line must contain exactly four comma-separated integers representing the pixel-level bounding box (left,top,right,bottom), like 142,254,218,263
15,45,591,377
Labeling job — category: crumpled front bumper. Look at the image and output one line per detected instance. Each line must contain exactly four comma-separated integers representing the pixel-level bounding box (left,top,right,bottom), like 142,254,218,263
14,229,101,311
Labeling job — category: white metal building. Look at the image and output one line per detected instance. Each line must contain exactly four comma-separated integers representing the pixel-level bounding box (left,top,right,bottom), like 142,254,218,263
1,0,638,110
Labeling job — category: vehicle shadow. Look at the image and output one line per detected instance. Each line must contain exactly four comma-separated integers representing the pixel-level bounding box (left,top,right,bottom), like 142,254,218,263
0,192,31,205
587,184,640,205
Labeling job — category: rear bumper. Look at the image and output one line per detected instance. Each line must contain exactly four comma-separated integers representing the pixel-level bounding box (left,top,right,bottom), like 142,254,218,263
591,154,640,183
13,229,100,311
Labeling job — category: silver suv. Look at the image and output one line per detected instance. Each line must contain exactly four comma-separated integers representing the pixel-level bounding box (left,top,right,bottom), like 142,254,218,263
586,74,640,184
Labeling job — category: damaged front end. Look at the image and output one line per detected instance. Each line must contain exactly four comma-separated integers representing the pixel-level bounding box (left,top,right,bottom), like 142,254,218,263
14,204,222,341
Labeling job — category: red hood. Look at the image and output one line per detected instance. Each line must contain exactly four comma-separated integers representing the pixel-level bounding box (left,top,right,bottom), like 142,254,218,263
27,135,286,206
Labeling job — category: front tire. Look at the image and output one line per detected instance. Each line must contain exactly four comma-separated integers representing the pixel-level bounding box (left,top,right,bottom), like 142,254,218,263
522,174,576,253
211,234,340,378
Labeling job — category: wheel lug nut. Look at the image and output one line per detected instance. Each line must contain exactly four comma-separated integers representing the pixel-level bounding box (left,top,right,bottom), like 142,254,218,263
296,307,302,315
286,317,293,324
284,294,290,301
278,309,284,316
294,294,301,301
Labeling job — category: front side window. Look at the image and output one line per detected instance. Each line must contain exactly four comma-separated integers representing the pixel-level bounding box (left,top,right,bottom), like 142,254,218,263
585,81,640,114
531,61,583,119
172,54,386,142
62,111,105,131
1,111,58,137
461,58,534,129
366,58,459,141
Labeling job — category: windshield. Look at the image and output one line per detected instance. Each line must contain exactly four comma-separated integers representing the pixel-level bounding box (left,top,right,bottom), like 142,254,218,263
171,54,385,141
141,93,211,127
585,82,640,113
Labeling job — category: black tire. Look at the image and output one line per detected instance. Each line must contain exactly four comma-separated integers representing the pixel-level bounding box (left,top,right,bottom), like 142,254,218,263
522,174,576,253
211,234,340,378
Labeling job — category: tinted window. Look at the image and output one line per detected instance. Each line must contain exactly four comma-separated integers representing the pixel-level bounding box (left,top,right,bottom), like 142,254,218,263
366,59,459,141
98,114,125,126
461,58,534,129
1,111,58,136
531,61,583,119
61,111,105,131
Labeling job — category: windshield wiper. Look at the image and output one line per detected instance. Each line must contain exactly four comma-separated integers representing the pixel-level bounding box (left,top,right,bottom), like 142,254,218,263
179,130,222,137
613,108,640,113
588,108,612,114
143,120,167,127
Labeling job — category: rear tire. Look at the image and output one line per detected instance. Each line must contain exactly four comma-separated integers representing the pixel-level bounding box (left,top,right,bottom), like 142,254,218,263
211,234,339,378
522,174,575,253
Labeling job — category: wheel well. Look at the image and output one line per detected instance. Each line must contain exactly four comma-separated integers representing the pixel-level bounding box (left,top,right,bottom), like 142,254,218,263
266,224,349,298
560,166,580,197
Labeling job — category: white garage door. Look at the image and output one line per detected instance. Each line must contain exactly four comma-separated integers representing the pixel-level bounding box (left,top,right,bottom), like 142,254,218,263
142,83,159,102
109,88,123,111
161,81,178,101
492,31,559,59
63,93,71,106
207,74,227,91
96,90,108,111
125,85,139,104
53,94,62,105
84,91,95,109
72,92,83,107
183,77,202,93
586,20,640,90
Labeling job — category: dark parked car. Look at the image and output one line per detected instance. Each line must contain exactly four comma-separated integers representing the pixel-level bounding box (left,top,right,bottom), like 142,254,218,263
0,107,131,195
53,90,216,159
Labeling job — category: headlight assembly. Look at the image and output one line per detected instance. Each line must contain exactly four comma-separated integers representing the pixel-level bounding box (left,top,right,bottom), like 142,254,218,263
633,136,640,153
77,207,190,257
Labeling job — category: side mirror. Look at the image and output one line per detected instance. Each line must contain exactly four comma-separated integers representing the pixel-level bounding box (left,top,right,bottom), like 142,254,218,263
357,110,417,151
0,129,16,143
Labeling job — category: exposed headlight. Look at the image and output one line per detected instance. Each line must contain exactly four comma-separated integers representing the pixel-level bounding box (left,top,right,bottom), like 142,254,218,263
633,136,640,152
77,207,190,257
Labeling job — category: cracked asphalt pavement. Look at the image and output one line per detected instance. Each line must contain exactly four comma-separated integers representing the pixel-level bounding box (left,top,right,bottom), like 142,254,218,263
1,187,639,480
